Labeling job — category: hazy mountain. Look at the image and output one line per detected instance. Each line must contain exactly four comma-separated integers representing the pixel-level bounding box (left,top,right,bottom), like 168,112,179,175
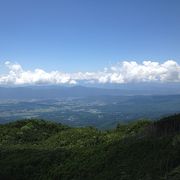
0,83,180,99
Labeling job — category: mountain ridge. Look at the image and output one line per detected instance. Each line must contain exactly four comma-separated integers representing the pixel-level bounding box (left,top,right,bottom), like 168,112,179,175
1,84,180,99
1,114,180,179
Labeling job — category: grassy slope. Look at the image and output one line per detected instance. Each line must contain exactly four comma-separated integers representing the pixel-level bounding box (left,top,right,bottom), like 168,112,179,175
0,115,180,179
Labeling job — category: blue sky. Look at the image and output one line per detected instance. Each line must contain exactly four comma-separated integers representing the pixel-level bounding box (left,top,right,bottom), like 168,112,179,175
0,0,180,72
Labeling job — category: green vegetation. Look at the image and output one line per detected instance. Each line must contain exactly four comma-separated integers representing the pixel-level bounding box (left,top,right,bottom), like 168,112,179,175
1,115,180,179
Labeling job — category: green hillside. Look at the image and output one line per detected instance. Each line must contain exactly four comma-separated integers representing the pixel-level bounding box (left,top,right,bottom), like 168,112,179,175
1,115,180,179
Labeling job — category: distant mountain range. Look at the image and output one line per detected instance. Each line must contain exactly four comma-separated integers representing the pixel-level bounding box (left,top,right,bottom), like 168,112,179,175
0,83,180,99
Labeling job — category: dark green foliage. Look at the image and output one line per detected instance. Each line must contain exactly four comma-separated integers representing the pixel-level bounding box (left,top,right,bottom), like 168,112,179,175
0,119,69,145
150,114,180,136
1,115,180,179
116,119,151,136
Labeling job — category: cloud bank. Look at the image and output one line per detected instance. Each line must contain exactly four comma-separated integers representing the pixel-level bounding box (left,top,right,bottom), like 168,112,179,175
0,60,180,85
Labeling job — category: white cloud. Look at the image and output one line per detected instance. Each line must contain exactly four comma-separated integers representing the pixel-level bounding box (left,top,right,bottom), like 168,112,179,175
0,60,180,85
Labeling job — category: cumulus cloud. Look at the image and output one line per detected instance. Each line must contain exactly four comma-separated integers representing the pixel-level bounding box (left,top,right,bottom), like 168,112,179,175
0,60,180,85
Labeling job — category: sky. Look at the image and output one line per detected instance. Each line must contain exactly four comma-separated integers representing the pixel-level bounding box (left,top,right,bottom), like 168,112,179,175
0,0,180,85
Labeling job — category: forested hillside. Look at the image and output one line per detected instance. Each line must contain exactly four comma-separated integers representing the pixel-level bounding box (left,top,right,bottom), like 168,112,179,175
1,115,180,179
